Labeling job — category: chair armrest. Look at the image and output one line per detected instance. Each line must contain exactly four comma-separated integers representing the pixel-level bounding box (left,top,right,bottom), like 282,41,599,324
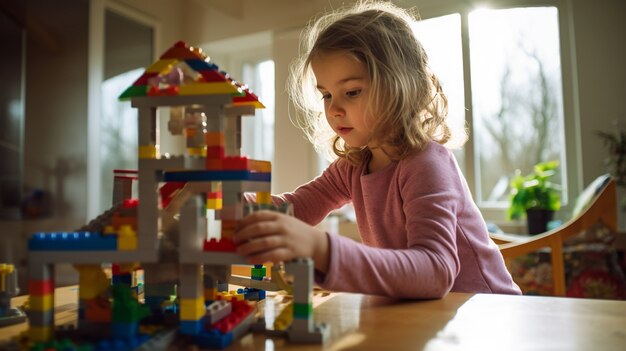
489,232,532,245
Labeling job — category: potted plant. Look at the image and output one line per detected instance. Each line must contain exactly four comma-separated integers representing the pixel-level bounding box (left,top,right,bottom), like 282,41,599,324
508,160,562,234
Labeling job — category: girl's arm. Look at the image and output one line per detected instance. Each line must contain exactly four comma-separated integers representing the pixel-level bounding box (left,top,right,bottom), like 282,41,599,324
247,159,353,225
317,147,467,299
236,159,353,272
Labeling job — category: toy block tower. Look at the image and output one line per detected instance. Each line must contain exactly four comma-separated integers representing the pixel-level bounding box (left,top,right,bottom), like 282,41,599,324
21,40,327,348
120,40,274,343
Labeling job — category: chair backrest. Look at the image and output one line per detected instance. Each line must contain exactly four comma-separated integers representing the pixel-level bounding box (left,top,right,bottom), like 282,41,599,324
497,174,617,296
571,173,612,218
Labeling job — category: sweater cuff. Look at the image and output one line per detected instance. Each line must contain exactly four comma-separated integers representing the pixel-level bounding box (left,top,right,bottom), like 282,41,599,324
314,232,341,289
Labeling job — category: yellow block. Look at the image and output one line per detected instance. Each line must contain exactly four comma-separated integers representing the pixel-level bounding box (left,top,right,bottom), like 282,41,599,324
179,82,240,95
75,265,110,299
138,145,159,159
29,325,54,342
250,160,271,172
118,236,137,250
0,263,14,291
204,287,218,301
179,297,205,321
117,225,137,250
29,294,53,311
216,290,244,301
0,263,14,274
232,100,265,109
145,59,177,73
256,192,272,205
274,301,293,331
207,198,222,210
187,147,206,156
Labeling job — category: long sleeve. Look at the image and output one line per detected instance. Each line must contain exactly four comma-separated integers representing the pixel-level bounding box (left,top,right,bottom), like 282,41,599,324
315,143,520,298
255,159,355,226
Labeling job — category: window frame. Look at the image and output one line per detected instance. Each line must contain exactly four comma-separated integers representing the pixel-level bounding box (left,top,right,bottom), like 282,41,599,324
413,0,581,225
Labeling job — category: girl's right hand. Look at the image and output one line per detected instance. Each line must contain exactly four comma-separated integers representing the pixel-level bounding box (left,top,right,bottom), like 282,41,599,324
233,210,330,273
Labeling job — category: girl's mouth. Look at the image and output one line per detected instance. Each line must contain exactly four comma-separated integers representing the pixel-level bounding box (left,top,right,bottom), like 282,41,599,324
337,127,353,135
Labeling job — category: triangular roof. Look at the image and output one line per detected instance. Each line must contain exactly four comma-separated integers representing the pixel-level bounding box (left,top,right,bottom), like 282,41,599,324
119,41,264,108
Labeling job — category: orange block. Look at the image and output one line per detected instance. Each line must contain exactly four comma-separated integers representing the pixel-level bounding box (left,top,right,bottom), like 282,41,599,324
112,213,138,229
205,132,225,146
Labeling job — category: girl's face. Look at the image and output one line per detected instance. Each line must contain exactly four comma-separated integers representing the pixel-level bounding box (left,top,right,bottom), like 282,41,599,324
311,51,372,149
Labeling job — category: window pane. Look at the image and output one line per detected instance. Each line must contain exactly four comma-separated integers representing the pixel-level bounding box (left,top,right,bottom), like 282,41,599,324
412,14,466,170
100,9,153,213
101,69,140,211
469,7,565,206
241,60,275,163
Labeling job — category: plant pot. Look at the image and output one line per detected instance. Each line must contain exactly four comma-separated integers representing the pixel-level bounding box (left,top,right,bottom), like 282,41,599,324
526,208,554,235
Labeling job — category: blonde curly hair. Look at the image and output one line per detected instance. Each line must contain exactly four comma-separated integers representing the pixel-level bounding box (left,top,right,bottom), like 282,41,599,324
288,0,457,165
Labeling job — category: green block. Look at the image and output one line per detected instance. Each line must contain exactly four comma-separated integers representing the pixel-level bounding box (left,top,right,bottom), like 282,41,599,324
251,267,266,278
118,85,148,100
293,303,313,319
111,283,150,323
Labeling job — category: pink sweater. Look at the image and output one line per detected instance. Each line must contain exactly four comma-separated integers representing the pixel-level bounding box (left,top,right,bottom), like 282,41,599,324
272,142,521,298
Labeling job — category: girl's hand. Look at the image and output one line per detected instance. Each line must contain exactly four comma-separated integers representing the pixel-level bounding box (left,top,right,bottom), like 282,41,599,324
233,211,330,273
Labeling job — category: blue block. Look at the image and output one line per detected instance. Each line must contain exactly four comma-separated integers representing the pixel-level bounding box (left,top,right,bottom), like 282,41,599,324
191,329,234,349
238,288,265,301
112,273,133,286
163,170,270,182
179,320,204,335
185,59,219,71
111,322,139,338
144,296,169,310
93,334,150,351
29,231,117,251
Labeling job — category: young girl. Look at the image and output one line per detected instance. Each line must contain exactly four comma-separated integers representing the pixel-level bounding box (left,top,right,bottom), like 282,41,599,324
234,1,521,298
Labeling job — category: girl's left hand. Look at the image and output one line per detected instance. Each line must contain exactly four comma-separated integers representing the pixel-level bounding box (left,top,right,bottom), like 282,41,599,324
233,210,329,272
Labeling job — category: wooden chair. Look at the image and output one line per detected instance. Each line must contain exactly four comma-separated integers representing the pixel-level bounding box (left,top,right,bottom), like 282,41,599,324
490,174,618,296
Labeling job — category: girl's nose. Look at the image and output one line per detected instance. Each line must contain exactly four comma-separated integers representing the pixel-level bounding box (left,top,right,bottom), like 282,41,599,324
327,100,344,118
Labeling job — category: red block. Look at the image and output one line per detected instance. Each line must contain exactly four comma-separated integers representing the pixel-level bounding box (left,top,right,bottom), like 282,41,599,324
212,300,254,333
203,238,236,252
222,156,249,170
206,146,225,159
29,279,54,295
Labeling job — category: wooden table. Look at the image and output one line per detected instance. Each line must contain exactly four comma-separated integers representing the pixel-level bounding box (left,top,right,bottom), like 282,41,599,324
3,286,626,350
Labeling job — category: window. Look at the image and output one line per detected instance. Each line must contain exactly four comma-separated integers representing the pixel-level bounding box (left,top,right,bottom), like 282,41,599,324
241,60,275,163
88,3,156,217
200,32,275,164
469,7,566,208
100,68,142,212
414,6,567,220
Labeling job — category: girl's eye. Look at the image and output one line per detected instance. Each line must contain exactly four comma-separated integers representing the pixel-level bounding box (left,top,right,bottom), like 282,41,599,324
346,89,362,98
321,93,331,101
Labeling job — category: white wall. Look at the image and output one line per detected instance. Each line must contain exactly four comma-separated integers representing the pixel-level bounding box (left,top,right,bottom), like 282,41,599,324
24,0,90,222
570,0,626,186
